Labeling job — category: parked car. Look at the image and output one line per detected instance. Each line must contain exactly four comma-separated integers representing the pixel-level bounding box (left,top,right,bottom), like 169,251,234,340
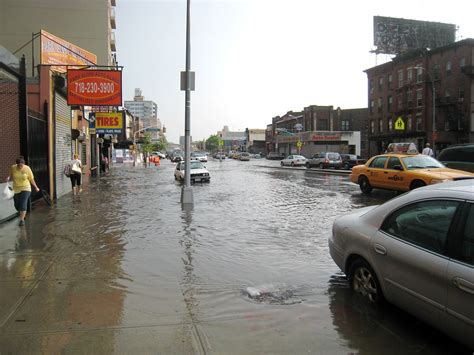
267,152,284,160
306,152,342,169
350,152,474,194
239,152,250,161
213,152,226,159
174,160,210,183
437,144,474,173
329,179,474,349
170,153,183,162
281,155,307,167
340,154,366,170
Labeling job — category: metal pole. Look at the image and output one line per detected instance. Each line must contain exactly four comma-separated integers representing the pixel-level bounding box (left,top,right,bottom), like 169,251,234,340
181,0,194,205
431,80,436,157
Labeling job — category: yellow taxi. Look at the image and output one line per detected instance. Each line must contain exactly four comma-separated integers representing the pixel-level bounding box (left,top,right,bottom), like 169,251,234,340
350,144,474,194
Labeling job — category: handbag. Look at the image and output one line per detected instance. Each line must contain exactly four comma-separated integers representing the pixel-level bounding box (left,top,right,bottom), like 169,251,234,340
2,182,14,200
63,163,71,177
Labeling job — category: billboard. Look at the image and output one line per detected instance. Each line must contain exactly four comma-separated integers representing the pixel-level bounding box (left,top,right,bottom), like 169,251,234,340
67,69,122,106
373,16,456,55
40,30,97,72
89,112,123,134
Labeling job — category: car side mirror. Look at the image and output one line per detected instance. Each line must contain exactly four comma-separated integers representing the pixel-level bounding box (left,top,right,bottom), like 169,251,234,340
393,165,403,171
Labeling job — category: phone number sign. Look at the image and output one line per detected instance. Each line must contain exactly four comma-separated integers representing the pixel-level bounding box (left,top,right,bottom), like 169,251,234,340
67,69,122,106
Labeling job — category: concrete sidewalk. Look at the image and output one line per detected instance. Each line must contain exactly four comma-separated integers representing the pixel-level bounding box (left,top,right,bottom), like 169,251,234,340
0,181,199,353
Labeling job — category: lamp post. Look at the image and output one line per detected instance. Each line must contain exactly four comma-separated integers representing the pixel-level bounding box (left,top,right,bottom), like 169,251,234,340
413,66,436,155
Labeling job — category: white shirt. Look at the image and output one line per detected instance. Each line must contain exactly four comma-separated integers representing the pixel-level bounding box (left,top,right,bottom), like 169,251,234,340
422,147,434,157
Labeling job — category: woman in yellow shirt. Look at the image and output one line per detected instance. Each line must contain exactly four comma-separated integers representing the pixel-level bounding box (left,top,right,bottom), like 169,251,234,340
8,156,40,226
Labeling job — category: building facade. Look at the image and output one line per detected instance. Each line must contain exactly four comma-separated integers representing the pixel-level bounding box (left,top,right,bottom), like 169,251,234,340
267,106,368,158
365,38,474,157
0,0,117,75
124,88,161,140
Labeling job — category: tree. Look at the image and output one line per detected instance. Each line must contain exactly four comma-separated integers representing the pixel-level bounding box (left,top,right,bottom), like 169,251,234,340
141,132,154,167
205,135,221,152
153,134,168,152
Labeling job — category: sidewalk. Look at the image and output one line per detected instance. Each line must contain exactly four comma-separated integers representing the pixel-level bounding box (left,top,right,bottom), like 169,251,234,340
0,175,199,353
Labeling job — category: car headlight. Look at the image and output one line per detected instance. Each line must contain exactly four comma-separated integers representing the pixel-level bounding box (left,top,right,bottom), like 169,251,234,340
431,178,449,184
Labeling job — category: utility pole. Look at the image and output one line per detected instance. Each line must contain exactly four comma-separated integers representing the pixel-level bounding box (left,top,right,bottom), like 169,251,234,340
180,0,195,206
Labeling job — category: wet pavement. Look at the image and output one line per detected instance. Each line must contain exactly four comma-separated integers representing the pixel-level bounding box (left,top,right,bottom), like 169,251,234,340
0,159,471,353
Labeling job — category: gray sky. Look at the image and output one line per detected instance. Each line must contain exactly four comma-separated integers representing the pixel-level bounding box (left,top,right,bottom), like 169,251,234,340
116,0,474,143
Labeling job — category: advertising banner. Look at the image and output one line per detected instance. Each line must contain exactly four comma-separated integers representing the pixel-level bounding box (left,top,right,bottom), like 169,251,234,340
67,69,122,106
89,112,123,134
40,30,97,72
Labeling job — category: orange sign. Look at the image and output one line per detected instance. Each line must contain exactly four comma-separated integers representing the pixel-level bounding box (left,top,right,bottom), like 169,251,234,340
67,69,122,106
40,30,97,72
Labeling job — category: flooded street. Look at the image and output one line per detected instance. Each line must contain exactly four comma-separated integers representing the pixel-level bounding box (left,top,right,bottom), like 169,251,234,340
0,159,470,353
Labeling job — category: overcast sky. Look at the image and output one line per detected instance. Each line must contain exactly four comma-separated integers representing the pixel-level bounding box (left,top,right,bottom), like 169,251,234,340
115,0,474,143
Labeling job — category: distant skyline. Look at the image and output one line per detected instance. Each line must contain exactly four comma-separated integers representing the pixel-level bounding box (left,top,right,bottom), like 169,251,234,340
116,0,474,143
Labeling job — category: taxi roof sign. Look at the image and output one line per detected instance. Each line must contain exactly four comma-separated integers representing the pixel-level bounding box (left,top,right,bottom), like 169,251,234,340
386,142,418,154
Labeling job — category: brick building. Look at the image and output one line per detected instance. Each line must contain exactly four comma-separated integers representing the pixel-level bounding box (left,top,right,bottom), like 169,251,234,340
365,38,474,157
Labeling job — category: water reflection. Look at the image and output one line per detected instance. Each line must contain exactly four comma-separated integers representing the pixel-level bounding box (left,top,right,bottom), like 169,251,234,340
327,274,471,354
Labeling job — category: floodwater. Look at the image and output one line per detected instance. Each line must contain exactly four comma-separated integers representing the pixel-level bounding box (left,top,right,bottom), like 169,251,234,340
0,158,470,353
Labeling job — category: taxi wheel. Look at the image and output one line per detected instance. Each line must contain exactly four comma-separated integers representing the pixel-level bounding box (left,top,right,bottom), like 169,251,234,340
410,180,426,190
359,176,373,194
291,162,295,167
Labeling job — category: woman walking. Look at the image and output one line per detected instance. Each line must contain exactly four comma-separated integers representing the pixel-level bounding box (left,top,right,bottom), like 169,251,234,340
7,156,40,226
69,154,83,195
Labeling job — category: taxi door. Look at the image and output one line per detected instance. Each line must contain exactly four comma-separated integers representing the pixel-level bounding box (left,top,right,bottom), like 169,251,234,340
366,156,388,188
383,156,407,190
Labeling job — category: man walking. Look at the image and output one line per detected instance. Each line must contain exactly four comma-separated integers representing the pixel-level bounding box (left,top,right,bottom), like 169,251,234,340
422,143,434,157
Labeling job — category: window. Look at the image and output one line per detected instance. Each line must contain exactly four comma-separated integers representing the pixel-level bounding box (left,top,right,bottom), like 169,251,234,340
459,88,465,102
455,204,474,265
370,120,375,134
387,96,393,111
416,66,423,82
433,64,440,80
370,100,374,114
379,119,383,133
388,118,393,131
397,93,402,110
407,89,413,106
416,114,422,131
378,76,384,90
388,74,393,87
370,156,388,168
407,68,413,82
370,79,374,94
416,89,423,107
407,115,413,131
446,61,452,76
460,58,466,73
341,120,349,131
387,156,402,169
445,89,451,98
378,98,383,112
398,70,403,88
381,200,460,255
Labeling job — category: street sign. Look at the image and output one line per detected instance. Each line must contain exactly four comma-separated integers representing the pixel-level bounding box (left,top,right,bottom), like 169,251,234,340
395,117,405,130
145,127,161,132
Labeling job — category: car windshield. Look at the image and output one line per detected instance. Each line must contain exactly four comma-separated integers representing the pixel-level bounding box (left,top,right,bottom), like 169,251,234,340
180,161,205,169
293,155,305,159
328,153,340,160
401,155,445,170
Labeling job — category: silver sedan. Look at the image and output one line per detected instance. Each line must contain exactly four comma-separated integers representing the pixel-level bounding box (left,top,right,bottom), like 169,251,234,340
329,179,474,349
280,155,307,167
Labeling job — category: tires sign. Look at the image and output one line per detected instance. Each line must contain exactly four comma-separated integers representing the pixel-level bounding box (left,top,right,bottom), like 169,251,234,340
67,69,122,106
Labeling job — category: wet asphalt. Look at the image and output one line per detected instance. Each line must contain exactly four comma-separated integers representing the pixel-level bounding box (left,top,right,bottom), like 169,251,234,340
0,158,470,354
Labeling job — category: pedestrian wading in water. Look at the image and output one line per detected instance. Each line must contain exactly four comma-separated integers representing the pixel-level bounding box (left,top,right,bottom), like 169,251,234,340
69,154,83,195
6,156,40,226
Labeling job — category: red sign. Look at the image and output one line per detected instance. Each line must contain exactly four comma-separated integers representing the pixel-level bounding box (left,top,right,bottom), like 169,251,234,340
67,69,122,106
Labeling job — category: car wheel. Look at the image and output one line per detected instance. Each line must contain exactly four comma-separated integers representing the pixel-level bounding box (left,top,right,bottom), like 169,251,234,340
291,162,295,167
349,259,384,305
305,162,310,168
343,162,350,170
280,162,284,166
319,163,324,169
359,176,372,194
410,180,426,190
